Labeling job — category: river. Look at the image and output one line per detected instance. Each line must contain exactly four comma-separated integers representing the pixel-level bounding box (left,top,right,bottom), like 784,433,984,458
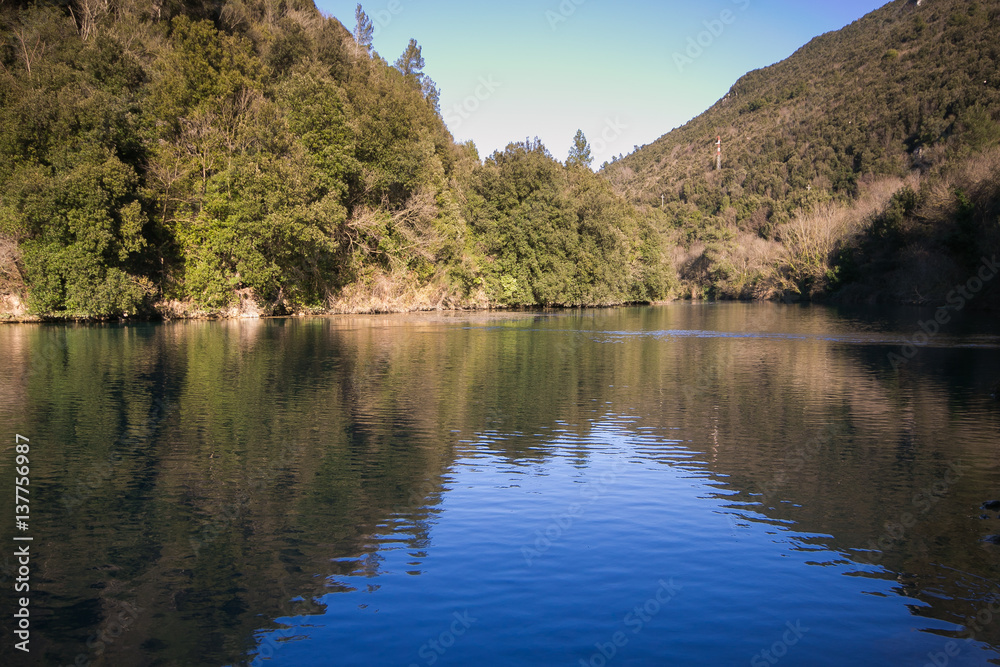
1,303,999,665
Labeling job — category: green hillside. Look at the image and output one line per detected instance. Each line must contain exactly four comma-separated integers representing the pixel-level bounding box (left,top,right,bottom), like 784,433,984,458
605,0,1000,304
2,0,998,319
0,0,672,319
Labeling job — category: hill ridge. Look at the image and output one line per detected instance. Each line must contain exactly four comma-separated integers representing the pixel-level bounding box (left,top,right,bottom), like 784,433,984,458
602,0,1000,305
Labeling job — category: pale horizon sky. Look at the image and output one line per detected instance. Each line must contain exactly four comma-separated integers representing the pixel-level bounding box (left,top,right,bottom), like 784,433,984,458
313,0,890,167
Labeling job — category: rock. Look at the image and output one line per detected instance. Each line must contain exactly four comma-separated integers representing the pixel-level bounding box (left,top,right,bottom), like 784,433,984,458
982,535,1000,545
981,514,990,520
983,501,1000,511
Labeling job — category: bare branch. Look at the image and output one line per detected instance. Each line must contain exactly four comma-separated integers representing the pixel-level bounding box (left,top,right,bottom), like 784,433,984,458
11,26,45,76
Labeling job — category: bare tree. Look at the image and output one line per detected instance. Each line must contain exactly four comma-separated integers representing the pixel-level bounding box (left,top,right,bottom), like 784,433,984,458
69,0,111,41
10,24,45,75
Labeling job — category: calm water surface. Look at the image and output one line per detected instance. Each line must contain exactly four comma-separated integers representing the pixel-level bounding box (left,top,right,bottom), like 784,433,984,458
1,304,1000,666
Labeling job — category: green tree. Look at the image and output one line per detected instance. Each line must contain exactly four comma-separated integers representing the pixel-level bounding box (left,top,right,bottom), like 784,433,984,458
0,15,154,317
421,76,441,115
394,38,425,80
395,39,440,115
462,138,671,306
0,0,681,318
567,129,593,169
962,105,1000,151
354,4,373,57
348,61,444,205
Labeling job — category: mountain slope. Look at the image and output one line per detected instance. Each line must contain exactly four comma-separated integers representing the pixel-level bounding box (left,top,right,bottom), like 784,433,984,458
604,0,1000,304
609,0,999,214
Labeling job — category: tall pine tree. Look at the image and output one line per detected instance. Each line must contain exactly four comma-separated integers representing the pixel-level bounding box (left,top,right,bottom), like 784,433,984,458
396,39,440,115
567,129,593,168
354,4,374,57
395,39,425,79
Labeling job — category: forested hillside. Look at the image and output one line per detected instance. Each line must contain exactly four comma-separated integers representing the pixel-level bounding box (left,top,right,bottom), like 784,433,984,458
0,0,672,318
3,0,998,319
606,0,1000,305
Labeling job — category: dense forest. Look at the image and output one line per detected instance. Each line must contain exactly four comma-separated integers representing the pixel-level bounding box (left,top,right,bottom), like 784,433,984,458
606,0,1000,305
0,0,672,318
1,0,998,319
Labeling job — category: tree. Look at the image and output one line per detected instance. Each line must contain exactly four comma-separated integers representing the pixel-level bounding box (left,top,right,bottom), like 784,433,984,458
394,39,441,115
567,129,593,169
354,4,373,57
421,76,441,115
0,0,679,318
394,38,424,79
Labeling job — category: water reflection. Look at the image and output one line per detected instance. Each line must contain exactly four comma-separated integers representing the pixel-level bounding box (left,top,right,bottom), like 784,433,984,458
0,305,998,665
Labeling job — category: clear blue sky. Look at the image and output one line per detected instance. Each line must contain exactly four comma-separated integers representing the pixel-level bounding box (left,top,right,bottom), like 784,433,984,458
313,0,890,167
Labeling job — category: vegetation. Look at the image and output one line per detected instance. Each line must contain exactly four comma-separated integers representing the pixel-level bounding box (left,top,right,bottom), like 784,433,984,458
606,0,1000,306
0,0,671,319
462,138,674,306
567,129,593,169
1,0,998,319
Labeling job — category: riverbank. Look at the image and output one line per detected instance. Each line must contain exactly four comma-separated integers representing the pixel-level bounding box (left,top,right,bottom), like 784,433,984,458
7,269,1000,325
0,289,682,324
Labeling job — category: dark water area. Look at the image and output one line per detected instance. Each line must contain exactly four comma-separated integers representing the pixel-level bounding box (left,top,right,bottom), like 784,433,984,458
1,303,999,666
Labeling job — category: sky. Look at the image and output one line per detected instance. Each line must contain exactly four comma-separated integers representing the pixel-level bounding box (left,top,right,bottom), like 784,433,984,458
313,0,890,167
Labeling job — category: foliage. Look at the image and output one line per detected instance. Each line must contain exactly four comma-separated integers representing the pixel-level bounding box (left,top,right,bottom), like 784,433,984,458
567,129,593,169
0,0,678,317
463,139,673,305
605,0,1000,304
0,10,152,316
352,3,372,56
394,38,439,115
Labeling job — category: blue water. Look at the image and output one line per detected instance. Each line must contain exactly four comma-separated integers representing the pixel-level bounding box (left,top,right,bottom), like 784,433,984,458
2,304,999,666
250,426,994,666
